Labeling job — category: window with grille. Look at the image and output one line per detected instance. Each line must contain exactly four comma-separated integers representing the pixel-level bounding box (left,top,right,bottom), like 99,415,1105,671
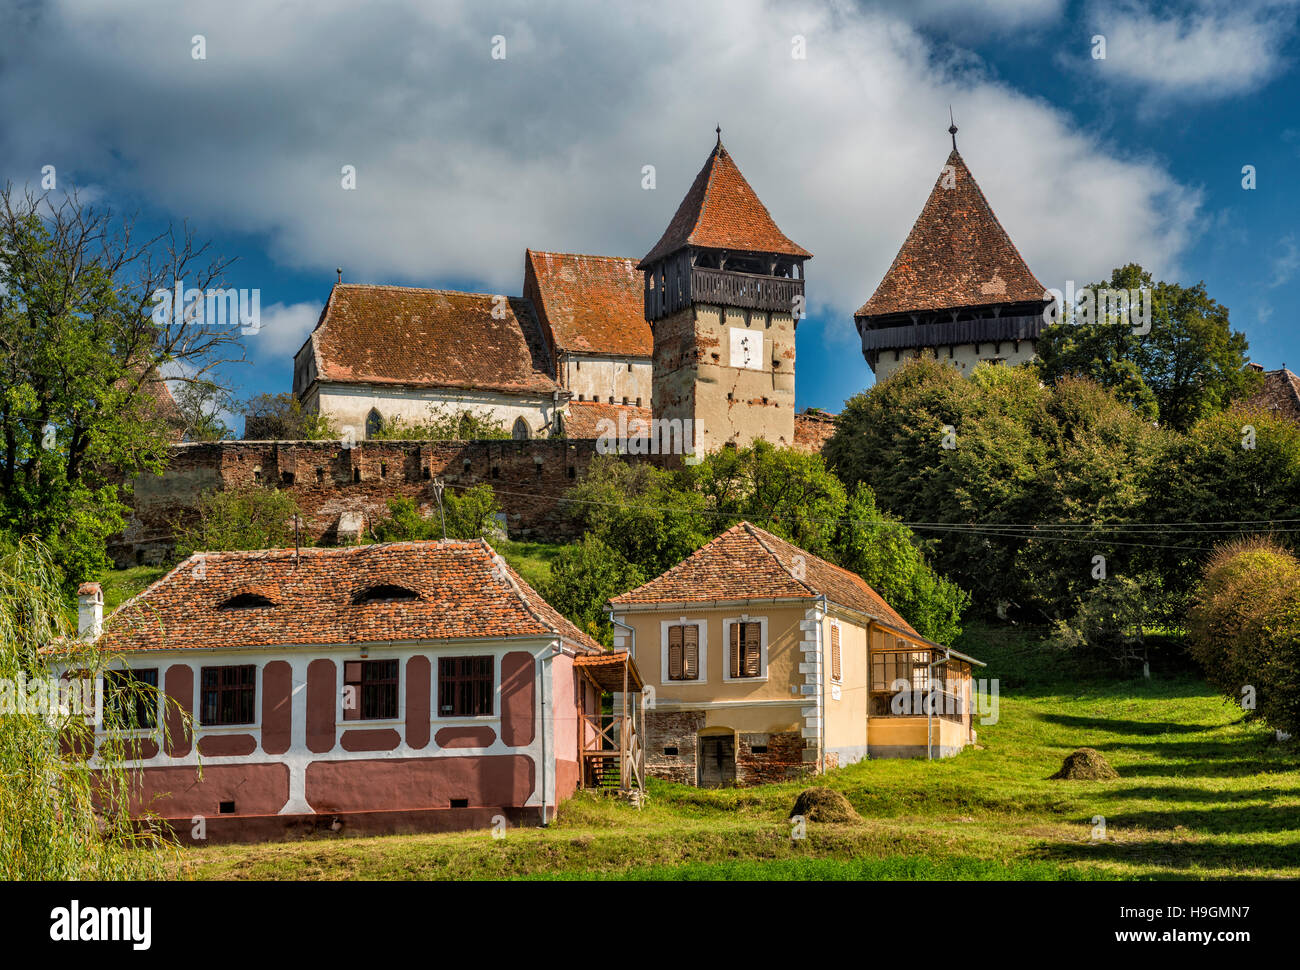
200,665,256,726
103,668,158,729
870,649,931,692
439,656,493,716
830,624,842,683
728,621,763,678
667,623,700,680
343,659,399,720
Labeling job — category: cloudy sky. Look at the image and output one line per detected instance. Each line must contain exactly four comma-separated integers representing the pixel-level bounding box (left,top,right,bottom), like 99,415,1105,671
2,0,1297,422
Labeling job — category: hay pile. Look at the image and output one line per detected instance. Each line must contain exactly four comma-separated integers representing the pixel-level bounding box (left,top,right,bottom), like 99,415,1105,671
1051,747,1118,780
789,787,861,823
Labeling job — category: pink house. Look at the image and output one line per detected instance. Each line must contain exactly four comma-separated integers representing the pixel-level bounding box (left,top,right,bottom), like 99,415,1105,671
68,540,644,843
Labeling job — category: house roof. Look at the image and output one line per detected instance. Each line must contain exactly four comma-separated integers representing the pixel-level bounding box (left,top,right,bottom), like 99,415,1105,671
303,283,557,396
92,540,601,654
562,400,652,439
638,140,812,269
609,522,918,636
856,150,1046,319
1245,368,1300,422
525,251,652,358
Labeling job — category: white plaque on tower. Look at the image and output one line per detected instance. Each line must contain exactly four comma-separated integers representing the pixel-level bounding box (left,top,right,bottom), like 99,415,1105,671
729,328,762,371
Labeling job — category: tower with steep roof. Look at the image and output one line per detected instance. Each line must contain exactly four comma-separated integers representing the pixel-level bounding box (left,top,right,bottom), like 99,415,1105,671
855,125,1048,381
639,130,811,454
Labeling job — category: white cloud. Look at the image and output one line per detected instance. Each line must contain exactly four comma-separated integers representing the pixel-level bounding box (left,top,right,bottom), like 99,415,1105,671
245,301,323,359
0,0,1203,354
1085,0,1297,100
1270,234,1300,287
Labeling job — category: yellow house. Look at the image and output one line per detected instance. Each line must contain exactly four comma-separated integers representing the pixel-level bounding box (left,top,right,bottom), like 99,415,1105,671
607,522,983,786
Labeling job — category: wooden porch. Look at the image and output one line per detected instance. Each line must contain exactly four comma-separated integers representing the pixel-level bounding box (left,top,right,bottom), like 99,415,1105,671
574,651,646,798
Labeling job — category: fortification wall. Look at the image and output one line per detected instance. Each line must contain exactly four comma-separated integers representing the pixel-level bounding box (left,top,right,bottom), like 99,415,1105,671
114,438,648,567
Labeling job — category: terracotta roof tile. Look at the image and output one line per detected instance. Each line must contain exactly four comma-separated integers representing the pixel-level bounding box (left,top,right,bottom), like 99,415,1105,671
93,540,600,654
1245,368,1300,422
562,400,652,439
857,150,1045,318
525,251,651,358
639,141,811,268
609,522,917,636
307,284,557,395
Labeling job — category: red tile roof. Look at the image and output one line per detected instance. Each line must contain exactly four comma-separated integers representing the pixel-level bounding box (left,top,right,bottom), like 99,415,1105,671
639,141,812,268
93,540,601,654
525,251,651,358
305,284,557,395
1245,368,1300,422
609,522,918,636
856,150,1045,319
562,400,652,439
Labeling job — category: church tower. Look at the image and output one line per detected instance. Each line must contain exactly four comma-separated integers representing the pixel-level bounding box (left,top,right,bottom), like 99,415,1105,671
855,122,1048,381
639,130,811,455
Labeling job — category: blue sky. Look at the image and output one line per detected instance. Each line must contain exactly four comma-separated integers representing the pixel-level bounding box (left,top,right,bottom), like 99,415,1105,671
2,0,1297,430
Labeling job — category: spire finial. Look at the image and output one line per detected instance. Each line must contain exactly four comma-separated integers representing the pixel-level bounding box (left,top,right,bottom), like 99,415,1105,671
715,124,722,147
948,106,958,151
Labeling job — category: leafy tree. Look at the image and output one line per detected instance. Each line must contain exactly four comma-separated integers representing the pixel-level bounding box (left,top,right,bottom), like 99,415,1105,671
0,185,243,585
836,486,969,644
1036,264,1260,431
0,534,181,877
372,486,502,542
1187,537,1300,738
562,457,713,578
175,486,302,555
541,536,645,645
173,379,233,441
686,439,846,558
1048,574,1155,671
242,392,336,440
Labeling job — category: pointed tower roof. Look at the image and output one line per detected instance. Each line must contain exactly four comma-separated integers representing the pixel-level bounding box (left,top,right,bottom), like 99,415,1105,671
638,135,811,269
856,149,1045,318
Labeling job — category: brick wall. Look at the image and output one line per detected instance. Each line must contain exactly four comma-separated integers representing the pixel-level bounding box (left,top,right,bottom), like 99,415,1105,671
736,731,810,786
114,438,668,566
644,709,705,785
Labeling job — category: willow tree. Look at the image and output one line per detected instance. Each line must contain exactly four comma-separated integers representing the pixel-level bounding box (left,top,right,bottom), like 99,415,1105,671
0,535,180,879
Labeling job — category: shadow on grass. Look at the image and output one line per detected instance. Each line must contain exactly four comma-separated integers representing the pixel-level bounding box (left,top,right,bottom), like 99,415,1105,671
1038,836,1300,879
1072,804,1300,835
1102,784,1300,803
1037,712,1236,736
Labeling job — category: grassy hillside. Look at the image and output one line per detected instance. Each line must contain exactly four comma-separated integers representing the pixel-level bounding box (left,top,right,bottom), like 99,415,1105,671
175,629,1299,881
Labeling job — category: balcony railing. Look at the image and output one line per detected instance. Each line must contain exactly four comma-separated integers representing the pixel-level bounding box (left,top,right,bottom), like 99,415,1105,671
870,689,965,723
690,267,804,314
858,314,1045,352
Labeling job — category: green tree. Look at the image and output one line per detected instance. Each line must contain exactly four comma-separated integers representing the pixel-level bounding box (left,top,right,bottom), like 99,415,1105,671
0,185,243,585
369,405,511,440
541,536,645,645
176,486,302,555
373,486,502,542
173,379,234,441
1036,264,1260,431
242,392,337,440
0,534,181,878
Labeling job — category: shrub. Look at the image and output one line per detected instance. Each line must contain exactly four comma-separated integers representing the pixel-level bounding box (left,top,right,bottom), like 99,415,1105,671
1187,536,1300,737
372,486,502,542
175,486,302,555
541,536,645,645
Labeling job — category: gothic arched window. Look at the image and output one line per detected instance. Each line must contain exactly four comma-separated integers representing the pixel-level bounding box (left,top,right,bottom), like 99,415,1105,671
365,408,383,438
512,417,531,441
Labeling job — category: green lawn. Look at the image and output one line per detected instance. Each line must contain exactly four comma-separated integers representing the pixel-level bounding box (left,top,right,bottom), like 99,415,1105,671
491,539,569,590
174,628,1300,881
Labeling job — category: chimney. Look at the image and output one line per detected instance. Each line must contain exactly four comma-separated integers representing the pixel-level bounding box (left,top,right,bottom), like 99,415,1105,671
1248,361,1264,373
77,582,103,640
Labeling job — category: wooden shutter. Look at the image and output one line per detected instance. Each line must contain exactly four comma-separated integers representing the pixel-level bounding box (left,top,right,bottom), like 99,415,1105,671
831,624,841,682
743,623,761,677
668,625,683,680
729,622,741,678
683,624,698,679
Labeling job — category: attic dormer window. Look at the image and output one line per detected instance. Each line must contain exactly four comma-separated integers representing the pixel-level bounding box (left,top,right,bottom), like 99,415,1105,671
352,584,420,605
219,593,275,610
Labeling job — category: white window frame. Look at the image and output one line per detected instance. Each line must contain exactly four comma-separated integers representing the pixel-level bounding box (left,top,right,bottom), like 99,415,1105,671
722,615,769,683
660,618,707,685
